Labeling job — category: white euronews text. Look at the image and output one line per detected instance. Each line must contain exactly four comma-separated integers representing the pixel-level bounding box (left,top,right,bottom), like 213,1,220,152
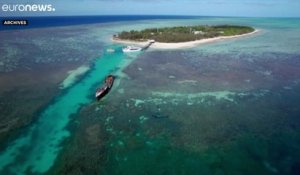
1,4,55,12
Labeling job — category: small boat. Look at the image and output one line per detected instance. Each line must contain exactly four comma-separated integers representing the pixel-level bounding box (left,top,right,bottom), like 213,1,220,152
106,48,115,53
122,46,142,53
95,75,115,101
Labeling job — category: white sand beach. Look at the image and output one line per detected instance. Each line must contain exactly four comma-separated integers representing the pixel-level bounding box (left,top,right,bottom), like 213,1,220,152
112,29,260,49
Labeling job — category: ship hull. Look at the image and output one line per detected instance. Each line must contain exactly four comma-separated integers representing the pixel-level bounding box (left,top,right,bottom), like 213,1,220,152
96,87,110,101
95,75,115,101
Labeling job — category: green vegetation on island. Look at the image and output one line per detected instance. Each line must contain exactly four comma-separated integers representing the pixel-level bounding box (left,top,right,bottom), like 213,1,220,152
116,25,255,43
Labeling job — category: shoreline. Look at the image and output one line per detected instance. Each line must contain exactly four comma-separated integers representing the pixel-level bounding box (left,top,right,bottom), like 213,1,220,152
112,29,260,49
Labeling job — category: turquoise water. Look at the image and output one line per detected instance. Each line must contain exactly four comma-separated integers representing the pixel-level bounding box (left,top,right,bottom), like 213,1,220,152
0,45,127,174
97,17,300,175
0,17,300,175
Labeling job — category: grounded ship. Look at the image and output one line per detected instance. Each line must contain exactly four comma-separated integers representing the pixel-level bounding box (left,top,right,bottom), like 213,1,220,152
95,75,115,101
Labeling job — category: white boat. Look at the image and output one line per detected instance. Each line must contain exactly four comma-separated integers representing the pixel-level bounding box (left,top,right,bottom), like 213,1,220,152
122,46,142,53
106,48,115,53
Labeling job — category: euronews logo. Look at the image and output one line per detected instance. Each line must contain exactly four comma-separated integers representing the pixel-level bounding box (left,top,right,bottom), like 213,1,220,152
1,4,56,12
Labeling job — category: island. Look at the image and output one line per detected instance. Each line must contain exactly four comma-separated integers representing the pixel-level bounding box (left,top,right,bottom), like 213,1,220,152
113,25,258,49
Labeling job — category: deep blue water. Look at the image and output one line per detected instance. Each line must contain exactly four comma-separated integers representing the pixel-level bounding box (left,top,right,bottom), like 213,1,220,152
0,15,197,30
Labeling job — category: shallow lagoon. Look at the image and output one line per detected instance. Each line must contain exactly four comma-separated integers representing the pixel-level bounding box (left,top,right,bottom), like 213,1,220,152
0,17,300,174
